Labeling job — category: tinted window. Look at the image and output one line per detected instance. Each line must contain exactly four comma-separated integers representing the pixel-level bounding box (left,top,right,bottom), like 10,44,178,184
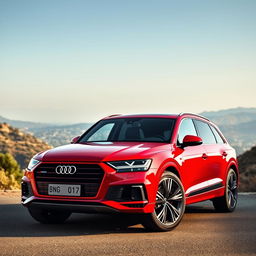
177,118,197,144
210,125,225,144
79,118,175,143
194,120,216,144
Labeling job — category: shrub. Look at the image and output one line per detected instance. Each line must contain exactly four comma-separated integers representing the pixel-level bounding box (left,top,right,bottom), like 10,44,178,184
0,169,9,190
0,153,22,181
0,153,22,190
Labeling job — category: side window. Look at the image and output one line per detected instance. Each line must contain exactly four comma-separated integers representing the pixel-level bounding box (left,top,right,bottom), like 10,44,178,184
87,123,115,141
210,125,225,144
177,118,197,144
194,120,216,144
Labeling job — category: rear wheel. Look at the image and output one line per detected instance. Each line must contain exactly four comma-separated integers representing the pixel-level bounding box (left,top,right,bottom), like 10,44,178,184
212,169,238,212
28,207,71,224
141,172,185,232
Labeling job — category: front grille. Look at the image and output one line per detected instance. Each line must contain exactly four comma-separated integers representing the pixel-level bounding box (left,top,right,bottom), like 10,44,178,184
34,163,104,197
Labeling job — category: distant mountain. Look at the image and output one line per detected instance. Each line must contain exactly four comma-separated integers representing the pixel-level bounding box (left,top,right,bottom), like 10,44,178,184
238,146,256,192
201,107,256,116
0,123,51,169
0,115,54,129
200,107,256,154
201,107,256,125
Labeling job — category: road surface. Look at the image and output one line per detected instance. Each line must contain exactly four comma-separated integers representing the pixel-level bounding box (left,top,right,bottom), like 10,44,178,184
0,193,255,256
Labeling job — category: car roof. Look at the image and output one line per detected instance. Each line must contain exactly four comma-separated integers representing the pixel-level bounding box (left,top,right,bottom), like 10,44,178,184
102,114,179,120
103,113,209,121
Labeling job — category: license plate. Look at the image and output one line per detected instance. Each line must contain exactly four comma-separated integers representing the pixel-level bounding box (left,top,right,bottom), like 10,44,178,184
48,184,81,196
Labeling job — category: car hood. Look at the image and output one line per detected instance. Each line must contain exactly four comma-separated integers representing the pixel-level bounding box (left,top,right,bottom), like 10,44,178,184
35,142,169,162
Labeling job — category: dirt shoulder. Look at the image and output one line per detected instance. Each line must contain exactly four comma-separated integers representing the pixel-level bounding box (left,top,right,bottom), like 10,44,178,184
0,190,21,198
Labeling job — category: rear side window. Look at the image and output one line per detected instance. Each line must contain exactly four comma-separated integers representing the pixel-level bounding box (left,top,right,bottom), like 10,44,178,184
177,118,197,144
210,125,225,144
193,120,216,144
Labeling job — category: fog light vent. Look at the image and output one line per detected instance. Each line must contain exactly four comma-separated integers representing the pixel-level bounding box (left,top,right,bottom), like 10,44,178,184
21,182,29,197
106,184,147,202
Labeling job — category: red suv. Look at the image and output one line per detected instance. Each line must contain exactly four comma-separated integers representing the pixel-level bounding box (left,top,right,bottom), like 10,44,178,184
22,113,239,231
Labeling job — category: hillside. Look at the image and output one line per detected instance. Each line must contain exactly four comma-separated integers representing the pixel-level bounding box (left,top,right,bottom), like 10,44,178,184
238,146,256,192
0,123,51,169
0,115,92,147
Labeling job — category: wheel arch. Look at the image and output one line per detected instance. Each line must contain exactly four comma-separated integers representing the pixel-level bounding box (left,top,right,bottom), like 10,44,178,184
153,161,182,189
227,160,239,184
227,160,239,178
158,161,182,183
165,166,181,179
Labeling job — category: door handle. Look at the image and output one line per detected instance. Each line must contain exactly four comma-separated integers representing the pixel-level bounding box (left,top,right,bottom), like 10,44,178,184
202,153,208,159
222,151,228,157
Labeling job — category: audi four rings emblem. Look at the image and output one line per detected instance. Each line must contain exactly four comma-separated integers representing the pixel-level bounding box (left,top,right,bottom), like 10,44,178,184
55,165,77,174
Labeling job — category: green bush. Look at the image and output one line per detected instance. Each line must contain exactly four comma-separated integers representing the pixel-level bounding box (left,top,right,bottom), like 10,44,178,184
0,153,22,190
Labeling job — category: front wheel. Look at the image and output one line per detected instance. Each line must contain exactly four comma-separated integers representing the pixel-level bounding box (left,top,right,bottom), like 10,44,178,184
141,172,185,232
212,169,238,212
28,207,71,224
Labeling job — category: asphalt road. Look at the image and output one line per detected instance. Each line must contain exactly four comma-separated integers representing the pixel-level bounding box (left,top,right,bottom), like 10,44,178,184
0,194,255,256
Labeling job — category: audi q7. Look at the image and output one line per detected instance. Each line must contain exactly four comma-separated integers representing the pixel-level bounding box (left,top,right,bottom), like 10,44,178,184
22,113,239,231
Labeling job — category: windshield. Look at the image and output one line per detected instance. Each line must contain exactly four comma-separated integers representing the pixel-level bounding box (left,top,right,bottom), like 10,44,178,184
78,118,176,143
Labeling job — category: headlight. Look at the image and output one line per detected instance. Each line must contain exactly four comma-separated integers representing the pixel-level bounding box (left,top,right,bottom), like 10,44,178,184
107,159,152,173
27,158,40,171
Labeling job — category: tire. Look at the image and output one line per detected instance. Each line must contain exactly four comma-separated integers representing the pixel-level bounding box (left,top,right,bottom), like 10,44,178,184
141,172,185,232
28,207,71,224
212,169,238,212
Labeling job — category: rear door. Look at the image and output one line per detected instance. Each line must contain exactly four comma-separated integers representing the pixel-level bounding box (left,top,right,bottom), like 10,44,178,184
209,124,231,182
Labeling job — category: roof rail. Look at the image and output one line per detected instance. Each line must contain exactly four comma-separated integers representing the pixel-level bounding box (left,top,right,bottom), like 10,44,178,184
106,114,122,118
178,112,209,121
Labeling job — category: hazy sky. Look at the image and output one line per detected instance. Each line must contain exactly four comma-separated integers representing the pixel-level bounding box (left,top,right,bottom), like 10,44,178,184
1,0,256,123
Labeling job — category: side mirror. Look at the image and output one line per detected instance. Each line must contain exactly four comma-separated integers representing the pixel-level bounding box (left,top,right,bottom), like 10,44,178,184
71,136,80,144
181,135,202,148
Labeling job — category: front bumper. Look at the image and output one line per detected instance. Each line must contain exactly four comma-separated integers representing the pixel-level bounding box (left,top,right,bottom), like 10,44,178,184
24,198,119,213
22,162,159,214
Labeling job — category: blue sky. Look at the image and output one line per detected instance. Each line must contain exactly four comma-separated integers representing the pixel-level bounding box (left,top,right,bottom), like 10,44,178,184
0,0,256,123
